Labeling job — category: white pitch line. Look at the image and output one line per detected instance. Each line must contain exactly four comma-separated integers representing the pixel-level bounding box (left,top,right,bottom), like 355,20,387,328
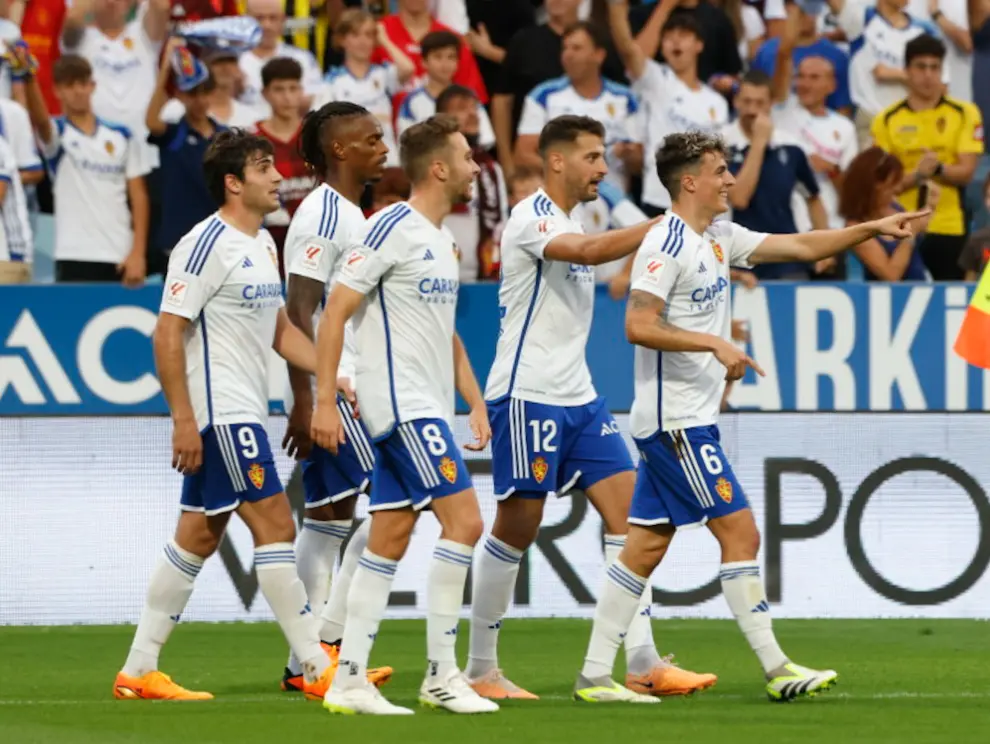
1,691,988,706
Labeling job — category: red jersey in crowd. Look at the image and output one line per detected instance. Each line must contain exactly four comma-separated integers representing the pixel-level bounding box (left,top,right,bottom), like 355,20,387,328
373,15,488,105
254,122,316,277
170,0,241,22
21,0,67,114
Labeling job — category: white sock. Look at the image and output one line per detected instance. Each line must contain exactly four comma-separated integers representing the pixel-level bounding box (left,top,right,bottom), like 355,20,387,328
122,541,203,678
255,543,328,683
319,519,369,644
604,534,662,675
286,518,351,674
581,560,645,679
719,560,788,674
333,549,396,692
466,535,523,678
426,539,473,681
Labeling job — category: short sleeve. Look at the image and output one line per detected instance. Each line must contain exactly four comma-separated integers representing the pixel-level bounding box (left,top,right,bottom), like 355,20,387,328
336,213,408,295
160,232,231,319
514,215,576,260
124,134,148,179
147,122,181,148
3,103,42,172
516,94,547,137
38,119,62,161
837,0,867,40
287,199,353,284
723,222,769,269
631,59,668,99
630,241,682,302
957,104,985,155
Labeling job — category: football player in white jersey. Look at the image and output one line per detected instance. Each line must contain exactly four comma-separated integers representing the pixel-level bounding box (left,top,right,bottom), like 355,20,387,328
577,131,928,704
311,115,496,716
279,101,393,693
467,115,715,703
114,130,335,702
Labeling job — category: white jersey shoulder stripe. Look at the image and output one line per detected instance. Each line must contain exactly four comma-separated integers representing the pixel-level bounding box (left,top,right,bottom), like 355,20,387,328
533,194,554,216
656,216,686,258
185,218,225,275
319,189,340,239
364,203,411,249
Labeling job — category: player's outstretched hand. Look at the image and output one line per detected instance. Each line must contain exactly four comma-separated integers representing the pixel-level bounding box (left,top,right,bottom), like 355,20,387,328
311,402,345,455
872,209,932,240
714,339,765,382
337,376,359,419
283,404,313,460
465,405,492,452
172,418,202,475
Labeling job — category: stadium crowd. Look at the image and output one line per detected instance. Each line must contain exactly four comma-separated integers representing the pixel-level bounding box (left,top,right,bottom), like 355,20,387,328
0,0,988,286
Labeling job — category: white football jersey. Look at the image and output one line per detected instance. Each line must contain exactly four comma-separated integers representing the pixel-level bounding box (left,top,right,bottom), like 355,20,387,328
840,3,941,116
628,213,767,438
161,215,284,431
316,64,402,167
38,118,147,264
773,98,857,230
485,189,597,407
337,202,461,438
0,99,43,175
284,183,366,385
516,76,642,190
396,86,496,150
238,44,324,119
0,136,33,263
633,60,729,210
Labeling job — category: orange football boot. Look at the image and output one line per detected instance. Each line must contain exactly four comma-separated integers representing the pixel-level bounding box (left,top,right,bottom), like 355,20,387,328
625,656,718,697
469,668,539,700
284,642,393,695
113,671,213,701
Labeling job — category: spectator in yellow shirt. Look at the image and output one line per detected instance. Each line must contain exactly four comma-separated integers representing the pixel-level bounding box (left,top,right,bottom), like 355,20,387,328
871,34,983,280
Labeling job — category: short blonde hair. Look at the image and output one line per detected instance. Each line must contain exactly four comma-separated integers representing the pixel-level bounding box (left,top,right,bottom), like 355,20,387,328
335,8,375,43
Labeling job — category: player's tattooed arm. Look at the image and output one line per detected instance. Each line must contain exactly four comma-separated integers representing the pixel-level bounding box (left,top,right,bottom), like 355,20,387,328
625,290,764,381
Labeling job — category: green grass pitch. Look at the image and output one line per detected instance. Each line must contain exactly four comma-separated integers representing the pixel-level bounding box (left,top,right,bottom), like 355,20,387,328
1,619,987,743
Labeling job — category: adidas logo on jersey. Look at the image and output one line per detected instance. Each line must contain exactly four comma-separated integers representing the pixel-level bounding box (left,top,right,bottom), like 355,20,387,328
423,249,435,261
698,261,707,274
242,257,254,268
600,421,620,436
752,600,770,613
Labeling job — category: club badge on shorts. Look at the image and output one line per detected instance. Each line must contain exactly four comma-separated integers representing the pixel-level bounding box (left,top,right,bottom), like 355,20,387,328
532,456,548,484
715,477,733,503
247,463,265,489
438,457,457,484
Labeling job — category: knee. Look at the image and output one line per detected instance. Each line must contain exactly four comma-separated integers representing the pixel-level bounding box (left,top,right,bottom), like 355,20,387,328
722,525,761,562
178,532,220,560
367,513,415,561
490,498,543,550
259,512,297,546
446,513,484,548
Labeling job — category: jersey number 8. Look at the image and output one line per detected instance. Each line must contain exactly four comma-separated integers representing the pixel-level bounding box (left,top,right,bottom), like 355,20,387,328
421,423,448,456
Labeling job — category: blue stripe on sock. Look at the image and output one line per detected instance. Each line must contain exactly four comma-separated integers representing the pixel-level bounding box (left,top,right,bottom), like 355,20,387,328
719,567,760,580
163,544,200,579
484,539,521,565
433,547,473,567
304,521,351,537
358,557,396,577
607,564,646,597
604,536,626,547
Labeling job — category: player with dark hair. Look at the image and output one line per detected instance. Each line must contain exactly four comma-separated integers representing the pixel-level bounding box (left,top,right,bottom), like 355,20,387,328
311,115,495,716
113,129,335,701
468,114,715,702
278,101,393,693
578,130,927,703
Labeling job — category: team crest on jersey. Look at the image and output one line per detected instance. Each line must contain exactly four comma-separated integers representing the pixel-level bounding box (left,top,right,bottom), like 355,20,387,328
709,107,716,120
833,130,840,141
606,102,616,118
438,457,458,484
715,477,732,503
936,117,946,134
711,240,724,263
105,140,115,155
532,456,549,484
248,463,265,489
123,37,134,50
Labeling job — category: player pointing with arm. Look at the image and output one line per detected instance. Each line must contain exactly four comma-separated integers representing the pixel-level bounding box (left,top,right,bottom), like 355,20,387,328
310,115,497,716
278,102,394,694
467,115,715,703
114,130,335,702
577,131,927,704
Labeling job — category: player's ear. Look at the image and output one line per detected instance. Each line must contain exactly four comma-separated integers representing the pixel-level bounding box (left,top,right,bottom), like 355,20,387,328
432,157,449,183
681,172,695,195
547,151,564,175
224,173,242,196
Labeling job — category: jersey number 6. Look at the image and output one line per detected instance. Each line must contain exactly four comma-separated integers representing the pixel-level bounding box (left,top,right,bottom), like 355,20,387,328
698,443,723,475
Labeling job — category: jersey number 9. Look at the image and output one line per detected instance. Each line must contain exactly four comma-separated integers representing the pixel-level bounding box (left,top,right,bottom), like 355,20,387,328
238,426,260,459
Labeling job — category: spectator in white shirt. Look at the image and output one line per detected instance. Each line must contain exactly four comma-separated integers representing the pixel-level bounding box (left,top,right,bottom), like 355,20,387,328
0,98,44,186
161,50,261,128
827,0,941,148
61,0,172,170
21,54,149,284
771,4,857,232
239,0,323,117
0,134,32,284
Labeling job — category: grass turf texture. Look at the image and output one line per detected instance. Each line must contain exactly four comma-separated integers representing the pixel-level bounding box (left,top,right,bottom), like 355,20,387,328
1,619,987,743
